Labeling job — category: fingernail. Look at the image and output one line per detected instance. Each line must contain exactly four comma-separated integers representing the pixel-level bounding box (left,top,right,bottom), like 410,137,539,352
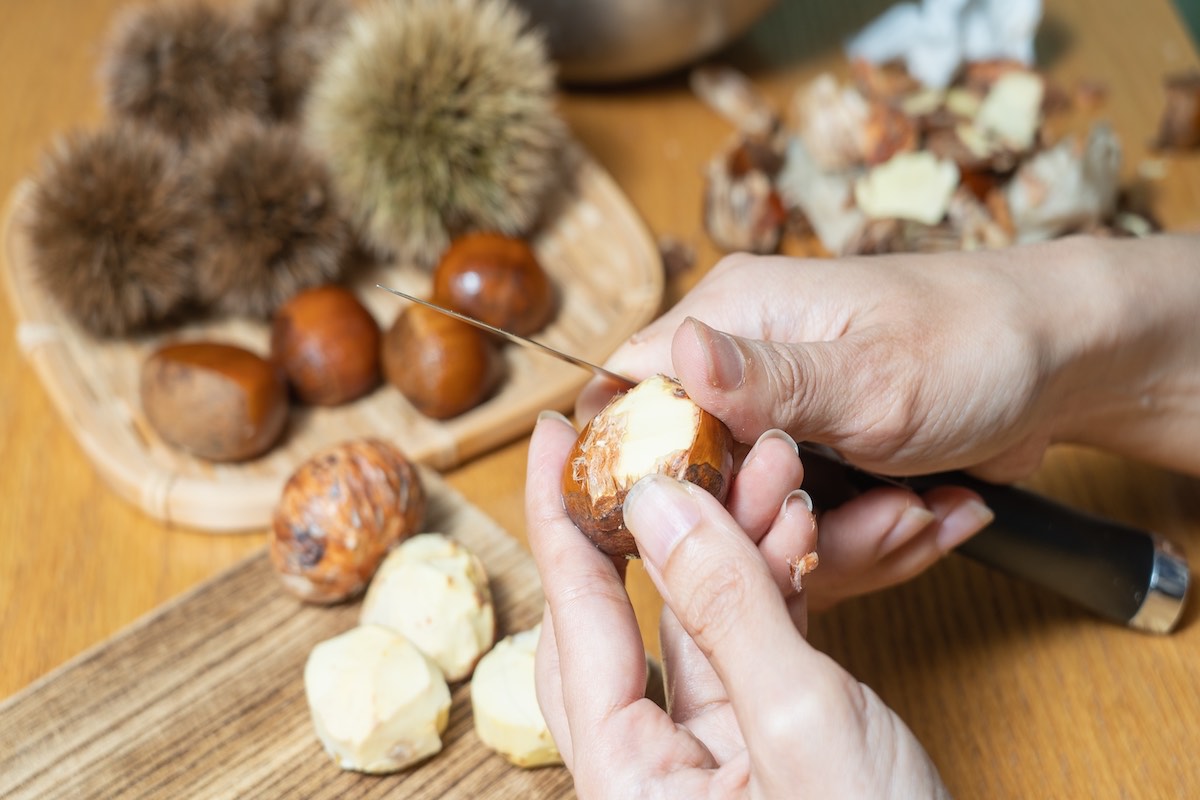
937,499,994,551
687,317,745,390
623,474,702,566
781,488,814,515
537,409,574,427
881,505,938,552
742,429,799,469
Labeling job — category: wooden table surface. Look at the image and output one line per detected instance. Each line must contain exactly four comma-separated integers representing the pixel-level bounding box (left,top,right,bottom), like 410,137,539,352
3,0,1200,797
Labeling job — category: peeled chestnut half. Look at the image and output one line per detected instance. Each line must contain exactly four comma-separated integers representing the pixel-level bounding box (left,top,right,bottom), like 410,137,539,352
561,374,734,558
431,232,556,336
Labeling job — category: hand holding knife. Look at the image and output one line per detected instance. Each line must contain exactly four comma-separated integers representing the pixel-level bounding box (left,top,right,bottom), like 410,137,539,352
379,285,1190,633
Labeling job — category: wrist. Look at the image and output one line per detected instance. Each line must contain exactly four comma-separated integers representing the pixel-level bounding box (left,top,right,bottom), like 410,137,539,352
1021,235,1200,472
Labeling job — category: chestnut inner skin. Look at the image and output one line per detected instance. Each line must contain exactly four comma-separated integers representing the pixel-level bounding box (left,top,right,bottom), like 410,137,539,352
561,375,734,558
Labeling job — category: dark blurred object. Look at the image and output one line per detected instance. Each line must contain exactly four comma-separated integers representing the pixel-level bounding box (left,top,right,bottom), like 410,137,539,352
799,445,1190,634
101,0,269,145
512,0,778,84
1153,70,1200,150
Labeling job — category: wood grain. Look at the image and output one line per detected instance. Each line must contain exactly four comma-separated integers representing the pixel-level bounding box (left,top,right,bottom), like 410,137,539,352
3,0,1200,798
0,470,574,799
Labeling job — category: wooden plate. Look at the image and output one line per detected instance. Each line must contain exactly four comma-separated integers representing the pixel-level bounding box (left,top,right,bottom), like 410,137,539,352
0,469,576,799
1,143,662,532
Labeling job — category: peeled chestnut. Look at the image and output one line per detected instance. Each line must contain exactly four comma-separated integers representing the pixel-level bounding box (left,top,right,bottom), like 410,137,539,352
270,438,426,604
561,374,735,558
140,341,288,462
431,232,556,336
270,284,381,406
382,304,504,420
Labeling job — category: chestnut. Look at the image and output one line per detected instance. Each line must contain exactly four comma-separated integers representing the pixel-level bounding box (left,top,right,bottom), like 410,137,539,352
140,341,288,462
431,232,556,336
270,438,426,604
561,374,735,558
382,304,504,420
270,284,381,406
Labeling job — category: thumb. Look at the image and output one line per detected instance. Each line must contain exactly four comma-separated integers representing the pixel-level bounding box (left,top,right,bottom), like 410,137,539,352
671,316,852,445
622,474,811,735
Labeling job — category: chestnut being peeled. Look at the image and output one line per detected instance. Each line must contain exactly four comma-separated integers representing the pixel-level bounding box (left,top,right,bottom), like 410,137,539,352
561,374,734,558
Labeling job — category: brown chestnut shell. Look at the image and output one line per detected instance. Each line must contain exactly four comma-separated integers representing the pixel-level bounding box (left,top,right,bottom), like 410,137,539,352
561,375,734,558
270,284,381,407
382,304,505,420
431,232,556,337
270,438,426,604
140,341,288,462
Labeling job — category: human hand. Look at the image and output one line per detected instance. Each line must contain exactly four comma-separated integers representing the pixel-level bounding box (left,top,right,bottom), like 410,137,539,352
580,246,1076,483
586,245,1103,602
526,411,949,799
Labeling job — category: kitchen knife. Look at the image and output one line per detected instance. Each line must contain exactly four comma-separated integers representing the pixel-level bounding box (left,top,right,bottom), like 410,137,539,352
378,285,1190,633
796,444,1189,634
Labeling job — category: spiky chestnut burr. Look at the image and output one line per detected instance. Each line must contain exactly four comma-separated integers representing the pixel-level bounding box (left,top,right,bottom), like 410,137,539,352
101,0,270,144
24,123,195,337
243,0,352,120
190,115,350,319
304,0,567,267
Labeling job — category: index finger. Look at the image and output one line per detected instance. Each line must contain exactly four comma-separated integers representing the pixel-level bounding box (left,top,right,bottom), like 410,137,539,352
525,412,648,734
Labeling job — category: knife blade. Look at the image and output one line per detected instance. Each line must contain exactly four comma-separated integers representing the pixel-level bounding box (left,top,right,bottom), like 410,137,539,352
376,285,637,390
378,286,1190,633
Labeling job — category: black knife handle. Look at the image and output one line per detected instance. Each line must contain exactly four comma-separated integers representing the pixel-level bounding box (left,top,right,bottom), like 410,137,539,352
799,449,1190,633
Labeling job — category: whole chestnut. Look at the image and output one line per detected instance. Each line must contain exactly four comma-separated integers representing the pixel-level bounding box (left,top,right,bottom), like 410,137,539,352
561,374,734,558
140,341,288,462
382,304,504,420
270,284,381,406
431,232,556,336
270,438,426,604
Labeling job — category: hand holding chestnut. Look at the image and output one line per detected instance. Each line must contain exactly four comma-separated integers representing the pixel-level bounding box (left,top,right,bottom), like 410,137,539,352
525,411,951,799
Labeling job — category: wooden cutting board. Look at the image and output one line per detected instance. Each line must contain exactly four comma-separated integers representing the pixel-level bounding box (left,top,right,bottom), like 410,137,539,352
0,470,575,799
1,142,662,533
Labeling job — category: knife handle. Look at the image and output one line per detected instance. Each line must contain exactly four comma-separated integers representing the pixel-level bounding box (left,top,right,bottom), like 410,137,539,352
800,451,1190,634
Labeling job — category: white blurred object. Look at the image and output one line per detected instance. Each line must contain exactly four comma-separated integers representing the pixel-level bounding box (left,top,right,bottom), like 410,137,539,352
1005,123,1122,242
776,137,866,255
854,151,960,225
846,0,1043,88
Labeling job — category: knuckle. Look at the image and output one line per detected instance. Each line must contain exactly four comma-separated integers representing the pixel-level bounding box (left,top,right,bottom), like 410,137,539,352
841,339,923,457
709,252,754,279
553,572,628,618
675,548,752,657
760,344,810,416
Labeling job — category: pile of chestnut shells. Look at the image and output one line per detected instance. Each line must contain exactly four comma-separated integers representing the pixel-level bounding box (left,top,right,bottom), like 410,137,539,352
139,231,556,463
